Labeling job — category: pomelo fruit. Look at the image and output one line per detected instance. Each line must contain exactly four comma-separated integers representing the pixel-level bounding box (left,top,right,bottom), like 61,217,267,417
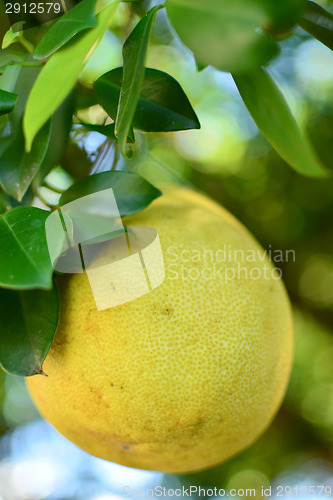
27,188,293,473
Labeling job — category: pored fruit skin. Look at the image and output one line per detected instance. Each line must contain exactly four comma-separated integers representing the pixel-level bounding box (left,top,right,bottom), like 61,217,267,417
26,188,293,473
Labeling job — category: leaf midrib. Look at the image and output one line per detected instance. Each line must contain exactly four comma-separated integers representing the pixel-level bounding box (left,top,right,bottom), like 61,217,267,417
116,6,161,143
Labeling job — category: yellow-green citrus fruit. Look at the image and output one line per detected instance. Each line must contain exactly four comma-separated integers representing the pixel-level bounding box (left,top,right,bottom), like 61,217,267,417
26,188,293,473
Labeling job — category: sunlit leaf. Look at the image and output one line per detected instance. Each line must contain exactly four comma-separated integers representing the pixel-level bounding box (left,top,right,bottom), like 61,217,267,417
23,0,119,152
0,206,54,289
34,0,98,59
299,0,333,51
233,67,329,178
115,5,162,157
0,285,59,376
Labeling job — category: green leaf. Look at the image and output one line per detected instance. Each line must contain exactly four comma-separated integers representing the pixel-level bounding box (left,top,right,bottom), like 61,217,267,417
0,120,51,201
1,23,24,49
0,46,27,69
0,206,54,290
115,5,162,157
0,286,59,376
233,68,329,178
80,121,135,142
95,67,200,132
76,86,99,110
166,0,279,73
299,1,333,51
23,0,119,152
0,88,17,115
34,0,98,59
0,190,11,214
60,171,161,215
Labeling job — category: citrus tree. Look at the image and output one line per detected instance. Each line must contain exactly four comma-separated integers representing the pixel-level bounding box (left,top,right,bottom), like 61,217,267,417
0,0,331,391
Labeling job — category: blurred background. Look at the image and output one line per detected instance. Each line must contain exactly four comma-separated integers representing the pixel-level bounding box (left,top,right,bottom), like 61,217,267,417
0,0,333,498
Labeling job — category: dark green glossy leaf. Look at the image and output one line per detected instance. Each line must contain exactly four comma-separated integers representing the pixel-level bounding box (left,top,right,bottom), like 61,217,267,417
60,171,161,215
0,120,51,201
0,206,54,290
0,285,59,376
233,68,329,178
115,5,162,157
0,88,17,115
0,64,21,99
23,0,119,152
80,121,135,143
34,0,98,59
299,1,333,50
166,0,279,73
95,67,200,132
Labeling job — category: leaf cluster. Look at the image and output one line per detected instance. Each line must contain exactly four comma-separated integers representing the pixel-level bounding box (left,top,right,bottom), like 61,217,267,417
0,0,332,375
